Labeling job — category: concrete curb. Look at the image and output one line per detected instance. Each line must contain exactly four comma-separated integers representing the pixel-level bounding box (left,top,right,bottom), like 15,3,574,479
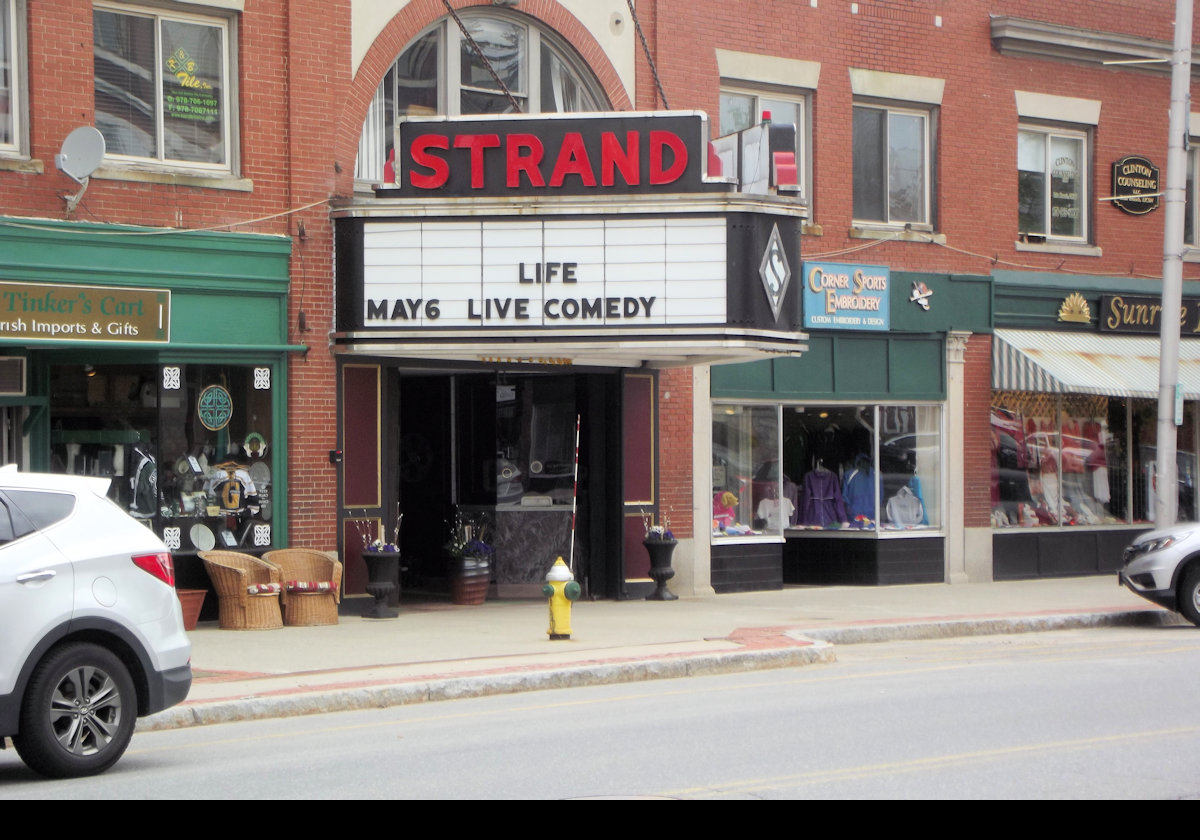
138,641,835,732
794,609,1181,645
136,609,1184,733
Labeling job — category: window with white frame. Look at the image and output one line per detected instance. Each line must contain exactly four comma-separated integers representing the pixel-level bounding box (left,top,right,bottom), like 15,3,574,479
0,0,22,155
720,88,808,200
93,3,233,170
356,11,606,185
852,104,932,226
1018,126,1088,241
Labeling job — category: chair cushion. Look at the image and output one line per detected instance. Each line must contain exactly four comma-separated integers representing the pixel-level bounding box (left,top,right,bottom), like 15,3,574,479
286,580,338,594
247,582,283,595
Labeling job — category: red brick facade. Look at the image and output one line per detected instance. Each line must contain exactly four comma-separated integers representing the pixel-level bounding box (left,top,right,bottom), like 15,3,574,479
4,1,1196,578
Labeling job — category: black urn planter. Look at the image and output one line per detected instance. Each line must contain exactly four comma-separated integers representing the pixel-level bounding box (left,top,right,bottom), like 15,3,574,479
361,550,400,619
643,538,678,601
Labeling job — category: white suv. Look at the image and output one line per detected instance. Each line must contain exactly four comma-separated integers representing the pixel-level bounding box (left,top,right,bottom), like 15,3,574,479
0,467,192,777
1120,523,1200,626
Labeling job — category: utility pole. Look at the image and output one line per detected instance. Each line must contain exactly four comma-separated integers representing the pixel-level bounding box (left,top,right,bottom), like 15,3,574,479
1155,0,1194,526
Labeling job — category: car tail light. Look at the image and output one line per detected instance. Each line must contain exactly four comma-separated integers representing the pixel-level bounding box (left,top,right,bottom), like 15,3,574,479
133,552,175,587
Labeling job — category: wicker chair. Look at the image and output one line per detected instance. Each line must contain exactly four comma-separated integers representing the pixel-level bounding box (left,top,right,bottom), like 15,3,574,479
262,549,343,626
199,550,284,630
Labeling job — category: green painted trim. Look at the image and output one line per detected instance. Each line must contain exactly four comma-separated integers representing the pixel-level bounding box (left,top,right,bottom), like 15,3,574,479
889,271,992,333
712,333,946,401
992,269,1171,332
0,217,292,348
0,340,307,353
0,217,291,289
270,356,288,547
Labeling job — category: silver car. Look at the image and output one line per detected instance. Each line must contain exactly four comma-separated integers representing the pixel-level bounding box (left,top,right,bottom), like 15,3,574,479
1119,522,1200,626
0,467,192,777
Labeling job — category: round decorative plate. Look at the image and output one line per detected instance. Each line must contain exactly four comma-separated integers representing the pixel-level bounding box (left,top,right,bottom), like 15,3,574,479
249,462,271,488
189,523,216,551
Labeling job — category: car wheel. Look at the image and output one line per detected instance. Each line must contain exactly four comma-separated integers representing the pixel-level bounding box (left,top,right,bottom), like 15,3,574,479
13,642,137,778
1179,565,1200,627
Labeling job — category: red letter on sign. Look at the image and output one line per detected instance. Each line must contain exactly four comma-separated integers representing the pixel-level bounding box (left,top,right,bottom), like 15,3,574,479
649,130,688,185
507,134,545,188
453,134,501,189
601,131,639,187
549,133,597,187
409,135,450,189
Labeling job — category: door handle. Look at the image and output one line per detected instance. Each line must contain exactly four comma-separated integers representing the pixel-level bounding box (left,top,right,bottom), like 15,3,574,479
16,570,56,584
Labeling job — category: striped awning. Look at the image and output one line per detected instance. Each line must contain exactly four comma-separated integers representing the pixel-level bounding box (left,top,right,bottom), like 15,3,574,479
992,329,1200,399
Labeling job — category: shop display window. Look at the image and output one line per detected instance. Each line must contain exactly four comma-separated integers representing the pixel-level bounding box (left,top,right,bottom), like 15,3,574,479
784,404,941,532
49,362,275,552
990,392,1196,527
712,403,942,540
712,405,782,537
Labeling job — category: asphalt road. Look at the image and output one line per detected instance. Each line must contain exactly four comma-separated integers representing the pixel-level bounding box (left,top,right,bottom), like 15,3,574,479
3,625,1198,799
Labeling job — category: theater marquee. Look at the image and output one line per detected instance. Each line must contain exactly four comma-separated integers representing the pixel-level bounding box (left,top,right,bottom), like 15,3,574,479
335,112,808,366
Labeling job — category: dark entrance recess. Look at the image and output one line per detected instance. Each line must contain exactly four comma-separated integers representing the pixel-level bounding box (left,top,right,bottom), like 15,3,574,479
341,363,639,600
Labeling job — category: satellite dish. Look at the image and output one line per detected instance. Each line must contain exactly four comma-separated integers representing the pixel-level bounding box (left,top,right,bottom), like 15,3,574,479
56,126,106,184
55,127,106,213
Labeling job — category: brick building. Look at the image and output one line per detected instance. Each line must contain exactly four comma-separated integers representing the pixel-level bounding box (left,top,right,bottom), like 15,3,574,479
2,1,1197,603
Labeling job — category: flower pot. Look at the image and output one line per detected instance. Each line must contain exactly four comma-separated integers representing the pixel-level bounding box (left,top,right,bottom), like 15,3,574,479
643,538,678,601
176,588,207,631
362,550,401,619
450,556,490,605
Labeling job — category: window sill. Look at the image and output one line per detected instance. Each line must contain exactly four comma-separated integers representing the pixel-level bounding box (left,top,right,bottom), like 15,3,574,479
1014,239,1101,257
1184,247,1200,263
94,165,253,192
801,223,823,236
0,157,44,174
849,224,946,245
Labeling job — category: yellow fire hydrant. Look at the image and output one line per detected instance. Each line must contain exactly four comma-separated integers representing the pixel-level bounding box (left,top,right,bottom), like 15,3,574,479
543,557,581,640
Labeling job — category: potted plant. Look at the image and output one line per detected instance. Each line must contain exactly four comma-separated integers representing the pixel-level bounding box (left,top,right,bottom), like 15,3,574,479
641,509,678,601
445,509,493,605
352,509,402,619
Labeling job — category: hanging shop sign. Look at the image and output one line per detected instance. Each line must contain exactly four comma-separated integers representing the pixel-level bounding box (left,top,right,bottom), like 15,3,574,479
0,281,170,343
1111,155,1160,215
801,261,890,331
386,112,712,198
1100,293,1200,334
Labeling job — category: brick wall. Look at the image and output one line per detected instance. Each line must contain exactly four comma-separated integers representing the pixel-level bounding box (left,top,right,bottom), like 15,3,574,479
657,366,694,534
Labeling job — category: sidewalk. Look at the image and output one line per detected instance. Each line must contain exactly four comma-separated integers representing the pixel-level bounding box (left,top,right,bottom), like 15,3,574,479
143,576,1182,732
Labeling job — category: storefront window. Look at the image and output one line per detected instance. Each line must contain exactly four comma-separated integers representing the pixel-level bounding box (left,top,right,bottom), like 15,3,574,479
49,362,274,551
777,404,941,533
991,392,1196,527
712,405,781,537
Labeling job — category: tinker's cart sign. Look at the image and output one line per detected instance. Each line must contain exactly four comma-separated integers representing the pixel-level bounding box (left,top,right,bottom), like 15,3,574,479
0,281,170,343
386,112,713,198
1111,155,1160,215
801,261,890,331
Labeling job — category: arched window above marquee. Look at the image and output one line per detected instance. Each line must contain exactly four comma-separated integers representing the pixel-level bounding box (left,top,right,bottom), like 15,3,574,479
356,11,608,186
